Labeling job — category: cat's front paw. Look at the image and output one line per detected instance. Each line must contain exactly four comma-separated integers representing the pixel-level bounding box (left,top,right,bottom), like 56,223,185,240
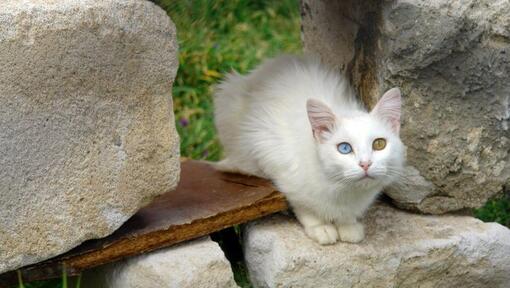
304,224,338,245
337,222,365,243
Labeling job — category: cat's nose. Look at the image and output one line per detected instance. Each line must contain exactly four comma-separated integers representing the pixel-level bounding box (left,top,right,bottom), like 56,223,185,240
359,161,372,171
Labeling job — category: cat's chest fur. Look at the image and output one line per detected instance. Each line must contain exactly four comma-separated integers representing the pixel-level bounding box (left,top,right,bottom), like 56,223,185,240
280,166,383,221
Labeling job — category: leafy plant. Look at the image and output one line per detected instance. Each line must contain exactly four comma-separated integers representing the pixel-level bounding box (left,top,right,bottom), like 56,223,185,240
17,271,24,288
19,265,80,288
475,194,510,227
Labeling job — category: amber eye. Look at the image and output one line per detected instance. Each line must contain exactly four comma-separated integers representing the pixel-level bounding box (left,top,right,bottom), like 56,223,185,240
372,138,387,151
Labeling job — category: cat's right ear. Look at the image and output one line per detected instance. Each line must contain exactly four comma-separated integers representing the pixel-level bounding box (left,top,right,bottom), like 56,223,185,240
371,87,401,135
307,99,336,142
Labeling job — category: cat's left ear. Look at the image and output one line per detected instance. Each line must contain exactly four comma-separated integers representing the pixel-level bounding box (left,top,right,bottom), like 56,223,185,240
371,87,401,135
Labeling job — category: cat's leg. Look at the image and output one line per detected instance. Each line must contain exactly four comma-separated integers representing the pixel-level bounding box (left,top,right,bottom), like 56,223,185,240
293,206,338,245
335,217,365,243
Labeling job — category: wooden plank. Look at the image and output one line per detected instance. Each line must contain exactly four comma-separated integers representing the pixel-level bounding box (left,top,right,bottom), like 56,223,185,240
0,161,288,287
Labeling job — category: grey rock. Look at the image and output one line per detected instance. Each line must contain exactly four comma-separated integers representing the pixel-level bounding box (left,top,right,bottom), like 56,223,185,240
244,202,510,288
82,237,239,288
301,0,510,213
384,165,435,210
0,0,180,273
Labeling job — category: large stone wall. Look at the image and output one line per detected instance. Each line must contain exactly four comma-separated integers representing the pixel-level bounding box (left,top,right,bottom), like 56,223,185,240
301,0,510,213
0,0,180,273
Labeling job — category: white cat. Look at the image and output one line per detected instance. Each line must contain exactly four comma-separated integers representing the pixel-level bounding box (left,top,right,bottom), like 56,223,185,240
213,55,405,245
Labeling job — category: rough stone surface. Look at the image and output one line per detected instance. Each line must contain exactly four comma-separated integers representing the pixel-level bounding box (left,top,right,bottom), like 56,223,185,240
244,202,510,288
301,0,510,213
82,237,239,288
0,0,180,273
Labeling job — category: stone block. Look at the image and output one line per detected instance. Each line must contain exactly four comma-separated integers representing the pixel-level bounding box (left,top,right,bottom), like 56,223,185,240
244,203,510,287
82,237,239,288
0,0,180,273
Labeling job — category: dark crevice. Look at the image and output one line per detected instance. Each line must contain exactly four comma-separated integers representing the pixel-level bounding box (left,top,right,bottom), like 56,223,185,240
210,226,253,288
347,0,383,109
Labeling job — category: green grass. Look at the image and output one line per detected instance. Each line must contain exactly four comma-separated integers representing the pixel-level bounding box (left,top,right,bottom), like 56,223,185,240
24,280,60,288
155,0,302,161
20,268,79,288
17,271,24,288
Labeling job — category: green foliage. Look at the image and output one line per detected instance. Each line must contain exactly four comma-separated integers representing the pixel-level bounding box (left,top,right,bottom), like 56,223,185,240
24,279,60,288
19,268,77,288
232,261,253,288
154,0,302,161
17,271,24,288
475,194,510,227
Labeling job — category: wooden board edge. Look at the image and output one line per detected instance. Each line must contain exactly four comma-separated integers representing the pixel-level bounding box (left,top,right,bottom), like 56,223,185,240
1,191,287,287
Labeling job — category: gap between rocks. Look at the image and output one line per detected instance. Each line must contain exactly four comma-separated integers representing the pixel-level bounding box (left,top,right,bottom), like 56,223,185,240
211,226,253,288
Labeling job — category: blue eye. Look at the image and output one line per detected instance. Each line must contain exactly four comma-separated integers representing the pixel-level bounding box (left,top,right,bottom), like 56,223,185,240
337,142,352,154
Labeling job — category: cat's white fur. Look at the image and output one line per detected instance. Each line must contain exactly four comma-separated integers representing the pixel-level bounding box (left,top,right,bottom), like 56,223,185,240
214,55,405,244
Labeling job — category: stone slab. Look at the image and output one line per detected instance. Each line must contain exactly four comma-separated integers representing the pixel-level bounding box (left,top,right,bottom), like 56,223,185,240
0,0,180,273
244,202,510,288
82,237,239,288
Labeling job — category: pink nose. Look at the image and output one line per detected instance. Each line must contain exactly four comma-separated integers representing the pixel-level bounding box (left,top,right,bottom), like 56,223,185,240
359,161,372,171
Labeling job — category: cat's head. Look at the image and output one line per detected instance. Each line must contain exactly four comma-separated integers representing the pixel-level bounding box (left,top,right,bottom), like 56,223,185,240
307,88,405,187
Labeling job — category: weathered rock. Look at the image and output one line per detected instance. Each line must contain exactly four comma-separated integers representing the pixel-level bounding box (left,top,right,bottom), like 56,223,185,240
0,0,179,273
244,202,510,288
82,237,239,288
301,0,510,213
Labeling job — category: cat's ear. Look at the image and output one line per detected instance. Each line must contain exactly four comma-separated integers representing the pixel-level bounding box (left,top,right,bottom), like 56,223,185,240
307,99,336,142
371,87,401,135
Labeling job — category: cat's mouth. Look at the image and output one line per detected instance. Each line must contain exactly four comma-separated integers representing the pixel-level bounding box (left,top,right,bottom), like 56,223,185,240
359,174,375,181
